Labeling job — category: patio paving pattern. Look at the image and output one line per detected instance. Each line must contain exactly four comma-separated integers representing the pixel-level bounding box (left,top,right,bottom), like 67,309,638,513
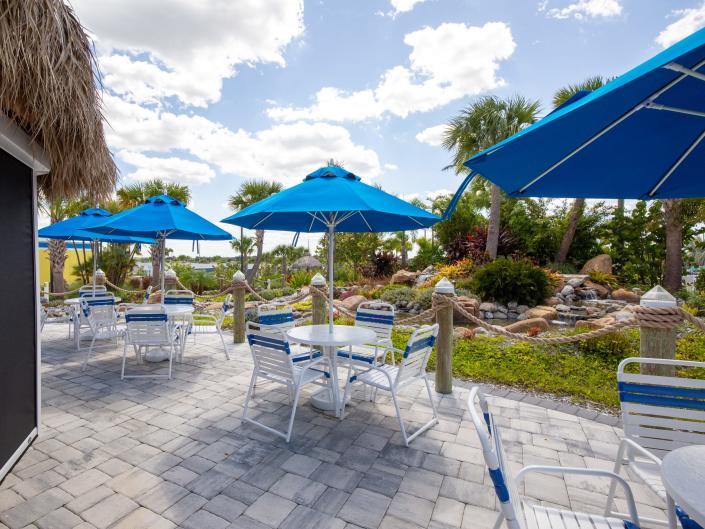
0,326,665,528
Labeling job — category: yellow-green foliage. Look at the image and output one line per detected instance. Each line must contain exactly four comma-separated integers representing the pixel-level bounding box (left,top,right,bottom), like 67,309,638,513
421,258,474,288
292,300,312,311
588,270,620,289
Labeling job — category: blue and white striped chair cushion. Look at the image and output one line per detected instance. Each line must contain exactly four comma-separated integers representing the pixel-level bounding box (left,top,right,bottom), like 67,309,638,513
126,313,167,322
259,312,294,325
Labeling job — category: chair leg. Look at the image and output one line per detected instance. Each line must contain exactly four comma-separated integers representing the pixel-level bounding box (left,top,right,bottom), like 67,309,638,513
424,376,438,419
218,329,229,360
390,388,408,446
605,442,626,517
492,513,505,529
82,334,97,371
666,494,678,529
167,343,174,379
242,370,258,420
121,339,128,380
286,385,302,443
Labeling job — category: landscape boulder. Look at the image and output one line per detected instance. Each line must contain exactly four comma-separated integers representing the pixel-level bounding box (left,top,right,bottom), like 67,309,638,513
390,270,419,285
454,296,480,323
567,277,586,288
560,285,574,297
582,279,610,298
611,288,640,303
505,317,550,334
524,305,558,322
544,296,560,307
339,295,367,311
555,304,570,312
580,254,613,275
576,316,615,330
479,302,497,312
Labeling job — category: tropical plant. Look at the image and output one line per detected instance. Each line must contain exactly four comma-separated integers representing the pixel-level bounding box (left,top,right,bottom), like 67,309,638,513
271,244,306,288
228,179,283,283
470,257,551,306
443,95,541,259
410,237,444,270
288,270,315,289
364,251,399,278
380,286,415,305
116,179,191,288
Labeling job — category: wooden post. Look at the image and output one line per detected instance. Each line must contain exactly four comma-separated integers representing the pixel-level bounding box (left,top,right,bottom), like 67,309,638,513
311,273,326,326
639,285,676,377
434,277,455,394
232,271,246,344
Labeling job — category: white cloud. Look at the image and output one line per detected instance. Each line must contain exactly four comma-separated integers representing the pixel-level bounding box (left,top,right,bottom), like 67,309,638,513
390,0,428,15
416,124,446,146
118,151,216,185
656,2,705,48
104,95,382,185
73,0,304,107
266,22,516,122
426,188,453,200
384,163,399,171
541,0,622,20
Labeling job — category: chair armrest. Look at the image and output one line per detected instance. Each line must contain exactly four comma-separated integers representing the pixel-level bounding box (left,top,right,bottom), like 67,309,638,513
353,364,395,386
515,465,640,526
618,438,662,466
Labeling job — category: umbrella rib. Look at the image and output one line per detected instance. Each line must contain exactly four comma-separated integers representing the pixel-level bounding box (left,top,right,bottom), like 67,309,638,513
253,212,274,229
335,211,357,228
664,62,705,83
648,128,705,196
644,102,705,119
357,211,373,232
517,56,705,194
406,216,424,227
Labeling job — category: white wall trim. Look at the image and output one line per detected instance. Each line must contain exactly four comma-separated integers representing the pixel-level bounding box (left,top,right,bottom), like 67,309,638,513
0,114,50,175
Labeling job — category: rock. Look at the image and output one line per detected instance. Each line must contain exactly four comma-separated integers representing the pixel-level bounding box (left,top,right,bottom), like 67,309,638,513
517,313,528,321
560,285,574,297
479,302,497,312
611,288,640,303
580,254,613,275
555,304,570,312
507,301,518,310
340,295,367,311
583,279,610,298
507,312,519,320
452,296,480,324
495,303,508,314
524,305,558,322
493,312,507,319
390,270,419,285
544,297,560,307
516,304,529,313
613,310,634,322
576,316,615,330
585,306,602,316
484,312,493,319
474,327,489,335
505,317,550,333
567,277,586,288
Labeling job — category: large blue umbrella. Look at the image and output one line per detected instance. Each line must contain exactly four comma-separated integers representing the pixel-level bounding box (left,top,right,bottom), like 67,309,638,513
445,26,705,210
39,208,155,289
221,166,440,332
83,195,232,293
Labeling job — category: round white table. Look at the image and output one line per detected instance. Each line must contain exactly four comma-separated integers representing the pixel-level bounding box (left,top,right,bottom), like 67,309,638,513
64,296,122,305
143,305,194,362
287,324,376,417
661,445,705,528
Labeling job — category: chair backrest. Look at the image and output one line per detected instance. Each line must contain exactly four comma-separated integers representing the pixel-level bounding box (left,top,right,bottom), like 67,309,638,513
618,357,705,458
467,387,525,529
79,285,108,297
163,289,194,305
143,285,153,303
246,321,294,381
355,301,395,344
257,303,295,330
125,306,170,345
80,294,117,325
396,324,438,385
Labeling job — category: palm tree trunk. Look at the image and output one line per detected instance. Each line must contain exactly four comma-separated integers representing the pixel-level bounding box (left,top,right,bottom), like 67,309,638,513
400,232,408,268
247,230,265,284
616,198,624,216
48,239,67,293
150,243,161,289
281,252,287,288
486,183,502,259
663,199,683,293
554,198,585,264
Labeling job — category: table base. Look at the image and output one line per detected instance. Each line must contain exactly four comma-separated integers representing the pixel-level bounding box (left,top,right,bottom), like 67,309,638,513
144,347,170,362
310,388,349,412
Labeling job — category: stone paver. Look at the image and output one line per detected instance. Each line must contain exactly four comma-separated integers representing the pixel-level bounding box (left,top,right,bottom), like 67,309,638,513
0,327,665,529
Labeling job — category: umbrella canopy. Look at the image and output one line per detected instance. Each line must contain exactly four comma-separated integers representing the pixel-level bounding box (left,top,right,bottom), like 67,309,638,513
38,208,155,244
222,166,439,232
222,166,440,332
453,27,705,202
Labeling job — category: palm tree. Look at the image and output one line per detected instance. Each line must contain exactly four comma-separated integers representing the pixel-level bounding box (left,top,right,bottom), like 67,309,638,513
552,76,608,265
228,179,283,283
271,245,305,287
116,179,191,288
443,95,540,259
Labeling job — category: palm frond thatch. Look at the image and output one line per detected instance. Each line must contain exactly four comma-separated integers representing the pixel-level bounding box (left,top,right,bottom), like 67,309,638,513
0,0,117,199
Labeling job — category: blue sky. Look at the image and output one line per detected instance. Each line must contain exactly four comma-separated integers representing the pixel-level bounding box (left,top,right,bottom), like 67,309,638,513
63,0,705,256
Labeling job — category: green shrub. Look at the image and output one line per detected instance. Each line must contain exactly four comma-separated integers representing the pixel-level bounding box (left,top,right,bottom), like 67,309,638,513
415,288,433,309
288,270,314,289
588,270,619,289
250,287,295,301
380,286,415,305
695,269,705,293
470,257,551,306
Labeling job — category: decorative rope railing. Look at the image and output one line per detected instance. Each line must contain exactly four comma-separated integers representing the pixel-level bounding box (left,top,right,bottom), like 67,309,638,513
44,286,82,297
104,280,147,294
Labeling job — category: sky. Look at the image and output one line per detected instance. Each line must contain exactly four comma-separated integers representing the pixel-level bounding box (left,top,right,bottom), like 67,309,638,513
57,0,705,257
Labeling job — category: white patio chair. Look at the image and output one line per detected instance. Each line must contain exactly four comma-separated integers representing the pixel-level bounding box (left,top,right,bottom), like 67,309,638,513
607,357,705,529
163,289,194,305
467,386,642,529
79,294,123,370
257,302,321,364
143,285,153,303
40,305,72,338
242,322,330,442
121,305,178,379
79,285,107,295
188,294,231,359
341,324,439,446
336,301,395,367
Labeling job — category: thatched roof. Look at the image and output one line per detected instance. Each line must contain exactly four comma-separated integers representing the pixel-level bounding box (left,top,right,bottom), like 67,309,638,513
0,0,117,199
292,255,322,271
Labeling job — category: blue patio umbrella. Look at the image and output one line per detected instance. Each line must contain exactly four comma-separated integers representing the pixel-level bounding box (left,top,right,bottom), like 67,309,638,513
444,26,705,215
82,195,233,294
39,208,155,289
221,166,441,332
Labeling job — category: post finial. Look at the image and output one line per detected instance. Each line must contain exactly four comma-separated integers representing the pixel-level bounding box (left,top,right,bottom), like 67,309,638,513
310,272,326,286
640,285,676,308
233,270,246,282
434,277,455,294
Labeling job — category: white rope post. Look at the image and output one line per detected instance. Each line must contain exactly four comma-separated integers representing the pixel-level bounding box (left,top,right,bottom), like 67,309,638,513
232,271,247,344
640,285,677,377
310,273,327,326
434,278,455,394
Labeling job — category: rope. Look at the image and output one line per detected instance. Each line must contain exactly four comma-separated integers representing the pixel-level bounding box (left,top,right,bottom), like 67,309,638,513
45,286,81,296
104,280,147,294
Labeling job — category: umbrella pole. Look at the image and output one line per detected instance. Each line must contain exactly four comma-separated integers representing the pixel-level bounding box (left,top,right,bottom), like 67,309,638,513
160,237,166,298
328,225,334,334
92,239,97,290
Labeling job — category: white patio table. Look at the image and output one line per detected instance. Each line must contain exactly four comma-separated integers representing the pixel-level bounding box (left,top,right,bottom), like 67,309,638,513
143,305,194,362
65,296,122,350
287,324,376,418
661,445,705,528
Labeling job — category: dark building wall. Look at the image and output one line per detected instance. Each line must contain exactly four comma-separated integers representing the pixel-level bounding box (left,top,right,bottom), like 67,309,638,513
0,148,37,478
